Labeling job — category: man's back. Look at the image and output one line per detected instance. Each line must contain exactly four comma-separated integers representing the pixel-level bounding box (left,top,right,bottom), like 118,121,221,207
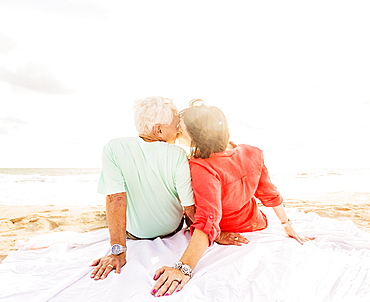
98,137,193,238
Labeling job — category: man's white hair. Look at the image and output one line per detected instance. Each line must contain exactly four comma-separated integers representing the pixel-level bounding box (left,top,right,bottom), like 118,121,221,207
134,96,177,135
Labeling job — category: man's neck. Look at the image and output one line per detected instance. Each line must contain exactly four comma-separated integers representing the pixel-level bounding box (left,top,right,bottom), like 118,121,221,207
139,134,164,143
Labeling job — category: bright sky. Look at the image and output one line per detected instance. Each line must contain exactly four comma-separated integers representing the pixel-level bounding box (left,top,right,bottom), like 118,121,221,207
1,0,369,170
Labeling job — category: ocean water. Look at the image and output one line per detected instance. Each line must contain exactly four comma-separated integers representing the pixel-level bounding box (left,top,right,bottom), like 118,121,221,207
272,168,370,205
0,168,369,207
0,168,104,206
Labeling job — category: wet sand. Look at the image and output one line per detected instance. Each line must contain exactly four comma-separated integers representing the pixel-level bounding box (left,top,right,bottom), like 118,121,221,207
1,202,369,263
283,199,370,233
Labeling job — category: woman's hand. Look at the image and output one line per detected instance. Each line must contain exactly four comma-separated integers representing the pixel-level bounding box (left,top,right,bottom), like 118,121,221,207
151,266,190,297
272,205,315,245
215,231,250,246
150,229,208,296
90,254,126,280
284,225,314,245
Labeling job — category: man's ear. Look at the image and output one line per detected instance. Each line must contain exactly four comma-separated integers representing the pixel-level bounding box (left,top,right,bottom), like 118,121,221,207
152,124,163,138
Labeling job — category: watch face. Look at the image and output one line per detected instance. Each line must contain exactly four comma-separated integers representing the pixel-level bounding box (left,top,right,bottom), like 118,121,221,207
181,264,191,275
111,244,122,255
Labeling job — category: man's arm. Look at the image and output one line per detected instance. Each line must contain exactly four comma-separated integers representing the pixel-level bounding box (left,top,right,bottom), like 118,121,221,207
106,193,127,247
90,193,127,280
183,205,196,223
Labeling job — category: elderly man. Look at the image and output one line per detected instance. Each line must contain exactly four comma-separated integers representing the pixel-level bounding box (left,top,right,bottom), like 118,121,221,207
90,96,195,280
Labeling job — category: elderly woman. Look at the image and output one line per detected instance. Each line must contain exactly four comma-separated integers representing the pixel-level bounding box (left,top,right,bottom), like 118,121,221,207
151,100,313,297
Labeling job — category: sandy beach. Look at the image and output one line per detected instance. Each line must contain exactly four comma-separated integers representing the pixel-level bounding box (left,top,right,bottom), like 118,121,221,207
0,205,106,263
1,201,369,264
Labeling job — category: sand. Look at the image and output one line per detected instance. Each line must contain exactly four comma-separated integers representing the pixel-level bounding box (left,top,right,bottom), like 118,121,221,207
0,205,106,263
1,201,369,264
283,199,370,233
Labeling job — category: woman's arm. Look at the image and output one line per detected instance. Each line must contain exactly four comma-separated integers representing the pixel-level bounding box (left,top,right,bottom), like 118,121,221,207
271,203,289,222
151,228,209,297
151,161,246,297
254,152,313,245
272,204,314,244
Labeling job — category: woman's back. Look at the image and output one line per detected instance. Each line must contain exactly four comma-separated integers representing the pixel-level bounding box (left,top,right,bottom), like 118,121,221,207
189,143,283,236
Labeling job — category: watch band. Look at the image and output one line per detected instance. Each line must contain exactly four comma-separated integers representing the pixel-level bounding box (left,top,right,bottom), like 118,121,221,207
180,264,193,278
172,261,183,270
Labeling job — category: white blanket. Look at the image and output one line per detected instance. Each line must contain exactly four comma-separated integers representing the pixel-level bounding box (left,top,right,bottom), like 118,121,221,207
1,208,370,302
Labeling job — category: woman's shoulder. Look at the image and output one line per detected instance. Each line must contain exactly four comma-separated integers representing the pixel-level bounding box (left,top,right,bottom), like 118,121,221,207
234,143,264,162
236,144,263,154
189,156,212,168
189,158,219,179
237,143,262,153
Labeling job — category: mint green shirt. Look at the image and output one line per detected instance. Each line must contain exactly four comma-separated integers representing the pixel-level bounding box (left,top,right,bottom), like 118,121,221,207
98,137,194,238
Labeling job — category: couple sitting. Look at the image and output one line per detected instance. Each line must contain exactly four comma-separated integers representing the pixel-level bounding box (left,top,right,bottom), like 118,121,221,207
90,96,312,297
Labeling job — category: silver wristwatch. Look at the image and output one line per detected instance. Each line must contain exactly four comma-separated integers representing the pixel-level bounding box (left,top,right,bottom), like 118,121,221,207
173,261,183,270
111,244,127,255
172,261,193,278
180,264,193,278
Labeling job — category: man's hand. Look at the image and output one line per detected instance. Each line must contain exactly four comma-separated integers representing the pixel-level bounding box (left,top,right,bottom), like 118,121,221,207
90,254,126,280
183,205,196,223
91,193,127,280
215,231,249,246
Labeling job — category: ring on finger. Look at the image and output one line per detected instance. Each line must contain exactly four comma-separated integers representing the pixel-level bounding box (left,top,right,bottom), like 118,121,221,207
107,264,114,269
234,236,238,241
172,278,181,283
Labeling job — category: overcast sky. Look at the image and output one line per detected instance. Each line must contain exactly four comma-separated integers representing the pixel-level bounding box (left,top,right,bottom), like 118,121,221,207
1,0,369,170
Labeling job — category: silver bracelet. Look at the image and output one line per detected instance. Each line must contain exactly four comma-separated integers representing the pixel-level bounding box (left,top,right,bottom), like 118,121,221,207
172,261,183,270
282,219,292,228
172,261,193,278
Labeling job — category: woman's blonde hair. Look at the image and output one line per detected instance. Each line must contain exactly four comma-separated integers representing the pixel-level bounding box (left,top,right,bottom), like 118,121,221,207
180,100,230,159
133,96,177,135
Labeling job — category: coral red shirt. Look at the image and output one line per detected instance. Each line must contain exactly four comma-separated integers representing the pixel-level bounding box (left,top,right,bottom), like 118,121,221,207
189,143,283,245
